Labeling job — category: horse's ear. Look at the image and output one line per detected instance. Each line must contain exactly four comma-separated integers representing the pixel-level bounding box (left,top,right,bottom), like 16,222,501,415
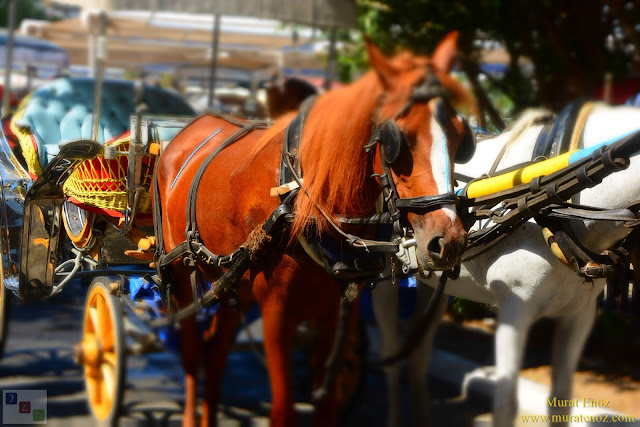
432,31,459,73
364,35,396,86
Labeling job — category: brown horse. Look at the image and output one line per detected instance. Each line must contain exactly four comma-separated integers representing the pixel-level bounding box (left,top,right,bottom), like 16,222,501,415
156,32,473,426
266,75,319,119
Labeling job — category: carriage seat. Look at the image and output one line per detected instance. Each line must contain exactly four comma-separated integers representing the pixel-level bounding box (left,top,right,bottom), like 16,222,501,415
10,77,195,177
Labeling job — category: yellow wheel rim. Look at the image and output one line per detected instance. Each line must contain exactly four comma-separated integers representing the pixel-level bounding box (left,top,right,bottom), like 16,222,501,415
80,284,118,421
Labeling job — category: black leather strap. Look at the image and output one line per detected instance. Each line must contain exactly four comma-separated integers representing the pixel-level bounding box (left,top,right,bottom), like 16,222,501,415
395,192,458,210
280,95,317,186
532,121,555,160
532,99,589,160
540,205,636,222
185,122,266,238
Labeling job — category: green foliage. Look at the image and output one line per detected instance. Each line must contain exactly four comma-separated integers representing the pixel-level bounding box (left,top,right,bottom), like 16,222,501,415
336,30,368,83
337,0,634,111
448,297,495,323
0,0,47,28
595,310,628,347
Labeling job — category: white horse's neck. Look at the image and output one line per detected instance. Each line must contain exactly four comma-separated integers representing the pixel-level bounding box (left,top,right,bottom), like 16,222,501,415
460,104,640,177
457,103,640,255
582,104,640,147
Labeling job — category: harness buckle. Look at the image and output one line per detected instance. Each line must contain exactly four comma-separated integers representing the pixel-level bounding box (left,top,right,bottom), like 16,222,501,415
582,262,605,278
396,237,419,274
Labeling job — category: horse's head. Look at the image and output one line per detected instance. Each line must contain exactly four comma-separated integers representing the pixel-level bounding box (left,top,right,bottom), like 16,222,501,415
367,32,475,271
267,74,319,119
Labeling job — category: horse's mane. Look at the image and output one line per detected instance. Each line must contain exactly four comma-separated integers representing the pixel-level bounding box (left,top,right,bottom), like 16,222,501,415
290,72,384,236
254,51,477,238
501,108,552,157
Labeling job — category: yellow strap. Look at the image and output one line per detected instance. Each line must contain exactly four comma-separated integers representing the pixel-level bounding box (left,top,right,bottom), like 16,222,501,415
541,227,572,269
466,150,578,199
569,102,597,151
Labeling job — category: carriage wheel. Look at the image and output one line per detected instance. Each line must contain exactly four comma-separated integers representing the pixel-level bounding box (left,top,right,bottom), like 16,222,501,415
75,279,125,424
63,202,94,249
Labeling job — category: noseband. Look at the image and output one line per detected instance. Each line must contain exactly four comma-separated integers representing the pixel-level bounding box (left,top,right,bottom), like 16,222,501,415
364,67,467,232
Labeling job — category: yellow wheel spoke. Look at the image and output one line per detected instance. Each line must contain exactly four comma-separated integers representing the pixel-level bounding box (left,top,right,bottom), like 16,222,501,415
88,306,99,335
103,351,117,367
83,284,121,421
86,375,97,402
91,372,102,405
101,363,115,401
102,318,114,352
100,295,114,351
96,296,107,337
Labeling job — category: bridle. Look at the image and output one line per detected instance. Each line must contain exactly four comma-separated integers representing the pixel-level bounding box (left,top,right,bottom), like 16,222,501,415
364,65,475,233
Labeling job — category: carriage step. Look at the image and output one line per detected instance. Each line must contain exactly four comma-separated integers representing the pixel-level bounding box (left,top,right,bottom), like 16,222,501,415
124,250,155,260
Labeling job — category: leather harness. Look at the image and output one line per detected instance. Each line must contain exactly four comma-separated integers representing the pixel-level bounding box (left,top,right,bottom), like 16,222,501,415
150,66,467,325
147,71,469,390
462,129,640,278
532,99,589,161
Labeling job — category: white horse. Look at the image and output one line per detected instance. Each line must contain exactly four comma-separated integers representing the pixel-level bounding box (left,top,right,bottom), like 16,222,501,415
372,104,640,427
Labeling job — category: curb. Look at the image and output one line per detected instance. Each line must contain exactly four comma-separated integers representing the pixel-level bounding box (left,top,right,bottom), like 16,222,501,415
428,349,638,426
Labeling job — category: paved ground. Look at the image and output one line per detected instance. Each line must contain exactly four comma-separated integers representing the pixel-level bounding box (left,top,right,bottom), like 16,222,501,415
0,280,494,426
2,280,638,426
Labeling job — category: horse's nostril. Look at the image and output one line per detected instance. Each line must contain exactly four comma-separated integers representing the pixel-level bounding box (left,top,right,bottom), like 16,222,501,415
427,237,443,256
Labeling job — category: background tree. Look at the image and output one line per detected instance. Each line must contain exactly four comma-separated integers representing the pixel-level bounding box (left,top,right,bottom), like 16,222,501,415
0,0,47,28
338,0,635,126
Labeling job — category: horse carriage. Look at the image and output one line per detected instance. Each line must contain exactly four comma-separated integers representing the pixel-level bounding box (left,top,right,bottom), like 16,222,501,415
1,31,640,427
0,73,367,424
0,75,197,421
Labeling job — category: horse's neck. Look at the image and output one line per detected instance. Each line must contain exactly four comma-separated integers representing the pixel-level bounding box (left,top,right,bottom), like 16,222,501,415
582,104,640,147
461,105,640,253
454,125,544,178
290,73,383,232
459,104,640,178
577,104,640,208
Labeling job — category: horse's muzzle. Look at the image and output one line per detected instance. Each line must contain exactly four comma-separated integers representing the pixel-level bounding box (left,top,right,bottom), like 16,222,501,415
420,232,467,271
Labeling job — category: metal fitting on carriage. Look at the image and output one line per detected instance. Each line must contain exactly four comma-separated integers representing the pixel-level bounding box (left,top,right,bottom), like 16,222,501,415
4,275,19,292
395,237,418,274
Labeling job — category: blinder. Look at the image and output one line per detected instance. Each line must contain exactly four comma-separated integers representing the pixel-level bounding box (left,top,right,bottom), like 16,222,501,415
369,120,407,164
367,105,476,166
363,65,475,229
456,114,476,164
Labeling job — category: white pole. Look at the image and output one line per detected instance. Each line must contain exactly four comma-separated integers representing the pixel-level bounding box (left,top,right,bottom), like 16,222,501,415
207,14,221,110
91,11,107,141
